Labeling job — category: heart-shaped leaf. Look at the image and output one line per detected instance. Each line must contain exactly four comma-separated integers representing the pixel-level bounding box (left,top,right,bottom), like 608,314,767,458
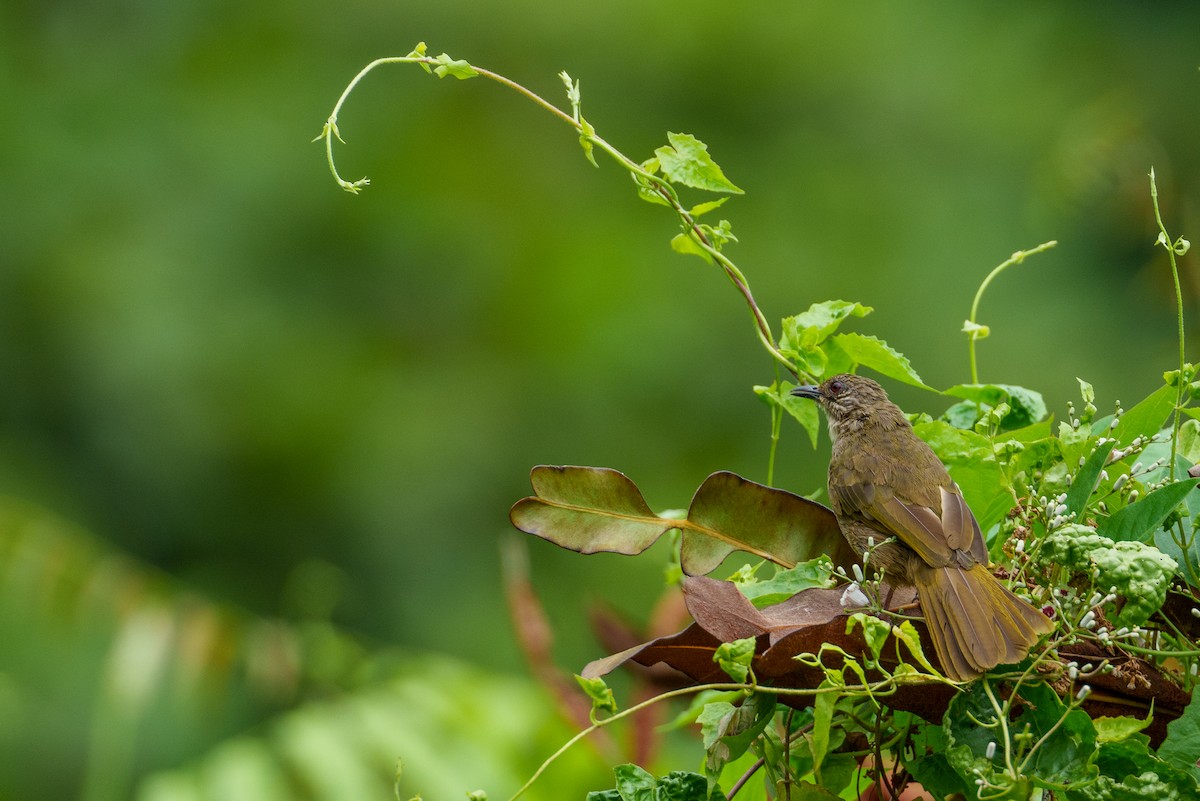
510,465,666,556
510,466,855,574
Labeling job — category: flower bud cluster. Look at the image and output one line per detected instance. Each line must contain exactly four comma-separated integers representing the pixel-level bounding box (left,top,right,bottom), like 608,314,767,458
1065,659,1112,682
1044,492,1074,530
1106,433,1157,466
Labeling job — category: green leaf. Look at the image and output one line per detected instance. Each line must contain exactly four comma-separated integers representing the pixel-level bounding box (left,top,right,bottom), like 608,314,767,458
907,716,971,798
1016,681,1098,788
997,425,1059,483
633,158,673,205
689,198,729,218
787,782,842,800
814,753,858,798
1155,526,1200,590
661,689,743,733
830,332,928,389
575,674,618,717
670,231,713,263
1178,418,1200,464
943,383,1048,430
593,768,719,801
697,702,737,750
1079,377,1096,406
614,764,657,801
821,336,857,378
892,619,941,674
747,726,786,798
407,41,432,74
781,301,874,352
655,771,718,801
713,637,756,683
941,400,985,430
906,752,970,800
1093,714,1153,743
699,693,776,782
1066,439,1118,516
1158,682,1200,783
845,613,891,662
731,556,833,606
962,319,990,339
654,132,744,194
1079,732,1200,800
1097,478,1200,542
946,680,1097,794
754,380,822,448
579,119,599,167
810,678,838,775
944,682,1010,787
777,302,873,385
431,53,478,79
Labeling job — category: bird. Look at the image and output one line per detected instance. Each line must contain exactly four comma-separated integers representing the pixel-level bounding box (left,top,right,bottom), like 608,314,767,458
791,373,1053,681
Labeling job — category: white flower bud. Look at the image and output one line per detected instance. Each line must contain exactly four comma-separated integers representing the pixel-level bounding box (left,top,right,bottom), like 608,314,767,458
840,583,870,608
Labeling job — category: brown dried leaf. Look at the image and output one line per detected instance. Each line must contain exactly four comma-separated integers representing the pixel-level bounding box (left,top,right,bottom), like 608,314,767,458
682,472,856,574
510,466,855,575
584,576,1189,738
581,622,728,684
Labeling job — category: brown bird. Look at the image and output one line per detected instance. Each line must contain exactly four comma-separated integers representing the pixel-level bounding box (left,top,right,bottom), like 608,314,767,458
791,374,1052,681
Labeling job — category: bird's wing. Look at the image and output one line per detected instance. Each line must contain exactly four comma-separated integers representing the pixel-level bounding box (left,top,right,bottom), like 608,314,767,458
939,484,987,564
832,480,982,569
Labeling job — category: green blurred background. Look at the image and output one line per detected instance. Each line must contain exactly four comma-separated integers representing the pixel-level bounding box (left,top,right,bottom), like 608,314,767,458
0,2,1197,798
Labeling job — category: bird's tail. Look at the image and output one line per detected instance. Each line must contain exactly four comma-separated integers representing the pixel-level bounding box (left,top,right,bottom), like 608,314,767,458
913,563,1053,681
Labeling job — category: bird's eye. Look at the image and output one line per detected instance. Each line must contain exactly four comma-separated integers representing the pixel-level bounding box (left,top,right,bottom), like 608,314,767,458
828,379,844,395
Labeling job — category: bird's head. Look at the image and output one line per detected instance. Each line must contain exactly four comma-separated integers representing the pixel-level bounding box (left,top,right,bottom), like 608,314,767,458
790,374,904,434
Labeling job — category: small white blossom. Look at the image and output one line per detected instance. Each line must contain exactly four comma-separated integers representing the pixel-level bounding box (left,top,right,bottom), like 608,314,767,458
840,583,870,608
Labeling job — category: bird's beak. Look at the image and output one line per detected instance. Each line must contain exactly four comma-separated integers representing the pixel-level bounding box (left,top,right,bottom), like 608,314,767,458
790,384,821,400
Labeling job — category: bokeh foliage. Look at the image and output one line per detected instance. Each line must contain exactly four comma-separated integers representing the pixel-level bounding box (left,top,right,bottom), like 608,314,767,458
0,2,1198,798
